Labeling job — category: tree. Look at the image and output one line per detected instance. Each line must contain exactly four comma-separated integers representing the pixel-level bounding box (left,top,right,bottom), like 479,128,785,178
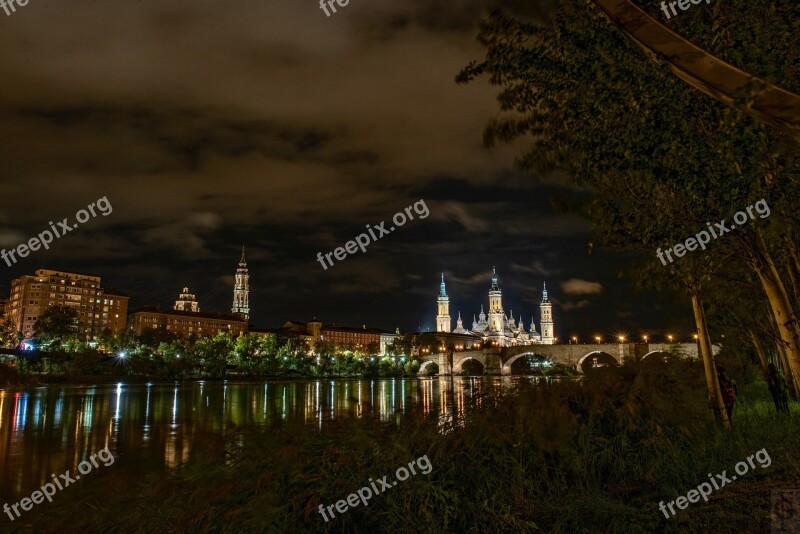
32,305,80,348
157,339,191,379
457,2,800,423
233,333,260,377
0,316,20,349
33,305,80,373
193,332,234,379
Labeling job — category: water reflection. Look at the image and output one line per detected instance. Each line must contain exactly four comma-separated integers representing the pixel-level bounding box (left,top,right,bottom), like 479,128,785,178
0,376,551,501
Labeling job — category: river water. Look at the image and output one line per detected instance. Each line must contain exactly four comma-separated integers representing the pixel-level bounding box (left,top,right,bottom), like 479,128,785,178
0,376,553,502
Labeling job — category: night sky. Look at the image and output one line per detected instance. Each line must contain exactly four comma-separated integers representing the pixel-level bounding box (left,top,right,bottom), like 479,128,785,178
0,0,692,340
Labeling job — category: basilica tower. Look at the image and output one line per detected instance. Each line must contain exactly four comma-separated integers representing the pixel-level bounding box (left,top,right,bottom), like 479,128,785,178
231,247,250,321
436,273,451,332
488,267,504,332
540,282,554,344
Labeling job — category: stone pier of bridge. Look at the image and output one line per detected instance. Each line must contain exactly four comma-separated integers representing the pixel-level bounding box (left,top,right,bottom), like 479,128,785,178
418,342,713,376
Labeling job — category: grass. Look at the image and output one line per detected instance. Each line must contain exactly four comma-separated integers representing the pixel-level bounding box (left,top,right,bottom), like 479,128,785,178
13,360,800,533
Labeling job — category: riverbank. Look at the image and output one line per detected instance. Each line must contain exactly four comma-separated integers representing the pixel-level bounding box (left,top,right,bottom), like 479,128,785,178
12,360,800,532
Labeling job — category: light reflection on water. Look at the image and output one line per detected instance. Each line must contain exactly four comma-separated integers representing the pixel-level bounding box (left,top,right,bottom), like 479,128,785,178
0,376,553,499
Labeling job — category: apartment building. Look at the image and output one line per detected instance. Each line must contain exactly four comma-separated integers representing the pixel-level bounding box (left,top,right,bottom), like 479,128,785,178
6,269,129,340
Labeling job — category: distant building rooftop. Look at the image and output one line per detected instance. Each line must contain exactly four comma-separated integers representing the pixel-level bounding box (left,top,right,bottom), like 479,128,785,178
133,305,244,322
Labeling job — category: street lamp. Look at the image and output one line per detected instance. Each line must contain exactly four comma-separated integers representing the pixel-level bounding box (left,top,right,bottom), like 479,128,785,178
667,334,674,343
594,336,602,344
571,336,577,344
618,335,625,343
642,335,648,344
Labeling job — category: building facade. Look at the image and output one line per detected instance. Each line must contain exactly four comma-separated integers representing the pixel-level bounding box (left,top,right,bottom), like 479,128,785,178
280,319,398,353
131,306,247,338
6,269,129,340
435,268,555,346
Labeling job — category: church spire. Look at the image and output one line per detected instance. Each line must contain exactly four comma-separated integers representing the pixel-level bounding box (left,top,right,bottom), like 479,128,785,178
436,273,451,332
232,247,250,321
491,266,499,291
540,281,554,344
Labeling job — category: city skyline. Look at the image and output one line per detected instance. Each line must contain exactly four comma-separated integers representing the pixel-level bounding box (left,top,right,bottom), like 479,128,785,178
2,259,694,343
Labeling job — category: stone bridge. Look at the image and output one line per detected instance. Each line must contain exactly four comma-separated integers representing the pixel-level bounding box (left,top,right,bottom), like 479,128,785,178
418,343,714,375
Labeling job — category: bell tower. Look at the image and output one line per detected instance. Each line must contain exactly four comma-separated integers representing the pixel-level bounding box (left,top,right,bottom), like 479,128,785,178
488,267,504,332
436,273,451,332
540,282,554,344
232,247,250,321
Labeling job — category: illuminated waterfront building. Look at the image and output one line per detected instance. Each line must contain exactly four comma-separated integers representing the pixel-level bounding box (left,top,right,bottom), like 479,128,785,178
280,319,398,354
435,269,555,346
6,268,129,340
131,307,247,339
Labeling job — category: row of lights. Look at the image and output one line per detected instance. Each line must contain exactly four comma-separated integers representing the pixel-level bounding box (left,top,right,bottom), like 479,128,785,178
568,334,697,344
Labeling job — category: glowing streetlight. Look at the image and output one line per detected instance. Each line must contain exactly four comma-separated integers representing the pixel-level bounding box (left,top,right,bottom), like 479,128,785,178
642,335,648,343
617,335,625,343
693,333,698,340
667,334,674,343
594,336,602,344
118,351,127,359
571,336,577,344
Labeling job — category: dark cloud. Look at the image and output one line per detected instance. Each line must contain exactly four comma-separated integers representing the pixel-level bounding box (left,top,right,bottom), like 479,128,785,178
0,0,694,338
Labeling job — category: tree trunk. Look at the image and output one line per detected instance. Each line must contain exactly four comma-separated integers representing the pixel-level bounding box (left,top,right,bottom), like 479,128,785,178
749,329,769,376
786,236,800,306
691,291,730,428
754,230,800,394
776,341,799,400
751,329,791,412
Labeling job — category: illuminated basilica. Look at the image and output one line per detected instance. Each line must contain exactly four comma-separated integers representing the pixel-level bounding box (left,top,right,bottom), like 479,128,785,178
435,268,554,346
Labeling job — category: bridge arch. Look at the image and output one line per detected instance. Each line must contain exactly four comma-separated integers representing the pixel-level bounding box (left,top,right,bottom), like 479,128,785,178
452,356,485,375
577,351,619,374
502,352,550,375
418,360,439,375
